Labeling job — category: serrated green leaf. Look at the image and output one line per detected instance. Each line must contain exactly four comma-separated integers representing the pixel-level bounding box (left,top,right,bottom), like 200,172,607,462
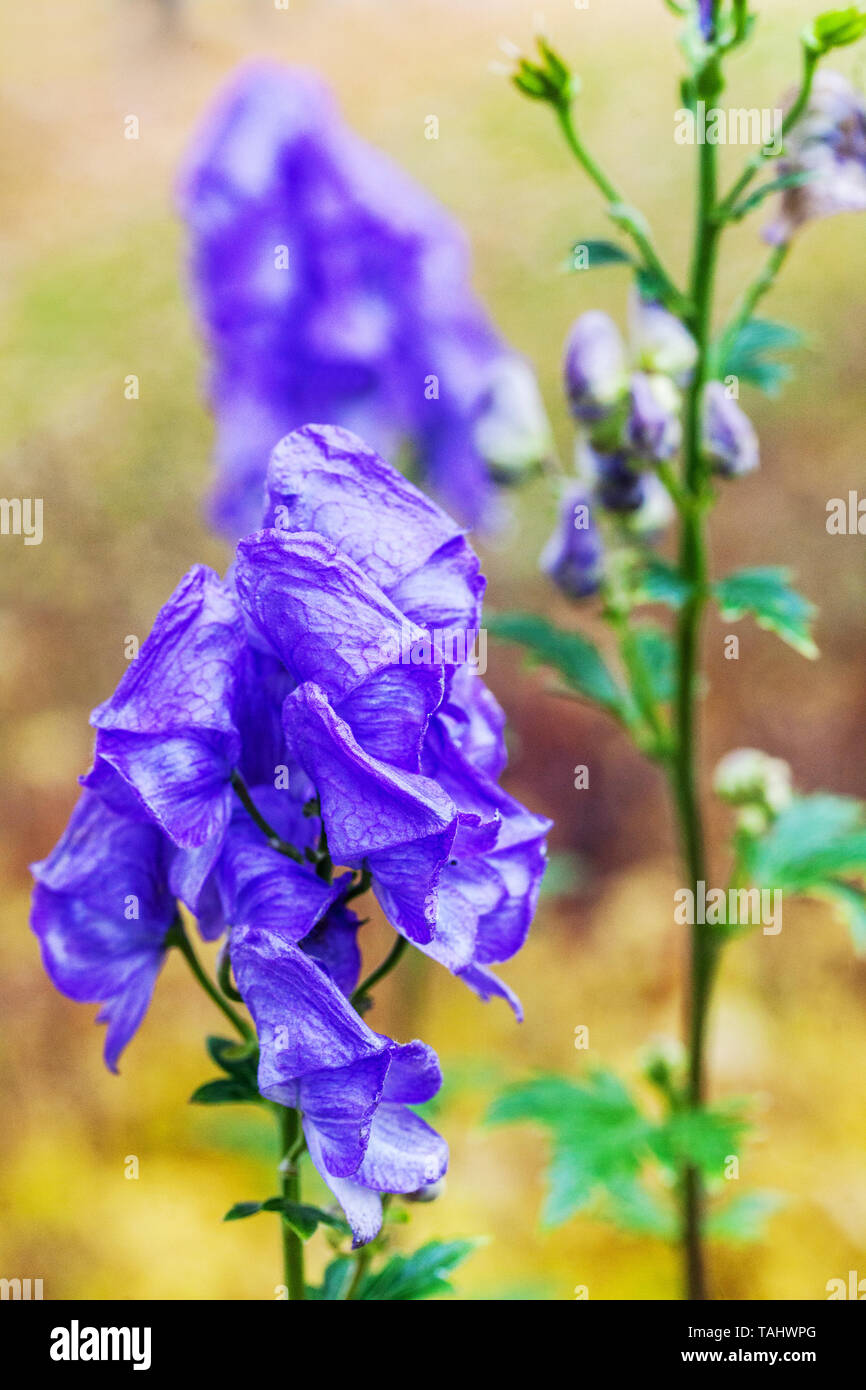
746,794,866,892
488,1072,653,1226
650,1106,749,1178
720,317,805,397
712,567,818,658
355,1239,479,1301
190,1077,262,1106
634,557,692,609
707,1190,786,1242
567,238,633,271
602,1176,678,1239
487,612,628,718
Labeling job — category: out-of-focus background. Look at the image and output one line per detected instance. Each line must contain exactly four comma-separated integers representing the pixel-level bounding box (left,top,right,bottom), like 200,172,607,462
1,0,864,1300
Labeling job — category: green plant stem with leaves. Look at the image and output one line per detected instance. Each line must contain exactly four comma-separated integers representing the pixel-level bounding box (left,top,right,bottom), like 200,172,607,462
494,2,866,1301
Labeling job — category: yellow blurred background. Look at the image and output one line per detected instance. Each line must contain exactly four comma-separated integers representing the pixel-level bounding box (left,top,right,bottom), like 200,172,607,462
1,0,864,1300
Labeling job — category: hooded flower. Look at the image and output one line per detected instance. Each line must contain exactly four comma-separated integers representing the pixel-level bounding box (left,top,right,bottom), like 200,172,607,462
764,70,866,245
180,61,548,534
31,423,549,1241
30,793,176,1071
231,923,447,1246
702,380,759,477
540,486,605,599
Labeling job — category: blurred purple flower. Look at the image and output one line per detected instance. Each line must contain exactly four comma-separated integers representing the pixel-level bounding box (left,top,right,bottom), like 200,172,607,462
563,310,628,421
540,486,604,599
179,62,547,534
764,70,866,245
702,381,759,476
626,371,682,461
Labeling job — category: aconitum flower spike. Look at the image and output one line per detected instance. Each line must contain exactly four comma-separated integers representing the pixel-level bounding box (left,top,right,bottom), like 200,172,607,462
563,311,628,420
180,61,543,533
702,381,759,477
626,371,682,461
764,70,866,245
540,487,604,598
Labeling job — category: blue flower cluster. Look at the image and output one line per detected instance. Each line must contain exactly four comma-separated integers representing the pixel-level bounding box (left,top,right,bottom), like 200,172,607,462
543,290,759,599
31,425,550,1244
180,63,551,537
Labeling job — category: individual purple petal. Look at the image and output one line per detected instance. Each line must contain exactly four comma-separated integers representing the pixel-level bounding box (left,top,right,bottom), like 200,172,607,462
540,486,605,600
300,900,363,997
30,793,175,1071
282,683,459,943
90,566,246,849
235,529,444,769
263,424,485,633
629,289,697,379
702,381,760,477
625,371,682,461
457,963,524,1021
438,664,508,781
563,311,628,421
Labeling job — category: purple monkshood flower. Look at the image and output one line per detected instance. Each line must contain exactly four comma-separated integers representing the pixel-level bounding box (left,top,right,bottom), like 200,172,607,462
697,0,715,43
702,381,760,477
30,423,550,1244
179,62,548,535
563,311,628,421
540,487,604,599
764,71,866,245
626,372,682,461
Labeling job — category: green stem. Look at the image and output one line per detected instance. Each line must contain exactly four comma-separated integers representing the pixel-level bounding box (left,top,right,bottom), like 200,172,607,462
278,1106,305,1301
554,101,687,313
669,48,724,1302
713,241,790,374
351,936,408,1009
715,43,818,222
167,918,253,1042
230,771,305,864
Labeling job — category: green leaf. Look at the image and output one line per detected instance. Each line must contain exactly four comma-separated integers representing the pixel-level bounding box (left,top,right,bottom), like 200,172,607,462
720,317,805,397
712,567,818,658
308,1258,355,1301
634,557,692,609
223,1201,265,1222
814,879,866,953
223,1198,349,1240
189,1077,262,1106
602,1177,677,1239
206,1035,258,1081
355,1239,479,1301
707,1191,786,1242
631,625,677,703
746,794,866,891
650,1105,749,1178
567,238,633,271
488,1072,653,1226
487,612,629,719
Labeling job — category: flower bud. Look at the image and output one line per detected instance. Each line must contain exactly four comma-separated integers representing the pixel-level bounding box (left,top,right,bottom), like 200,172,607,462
588,447,646,513
563,312,628,421
702,381,759,477
713,748,793,818
629,289,697,379
473,356,553,482
626,371,682,461
540,486,604,599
